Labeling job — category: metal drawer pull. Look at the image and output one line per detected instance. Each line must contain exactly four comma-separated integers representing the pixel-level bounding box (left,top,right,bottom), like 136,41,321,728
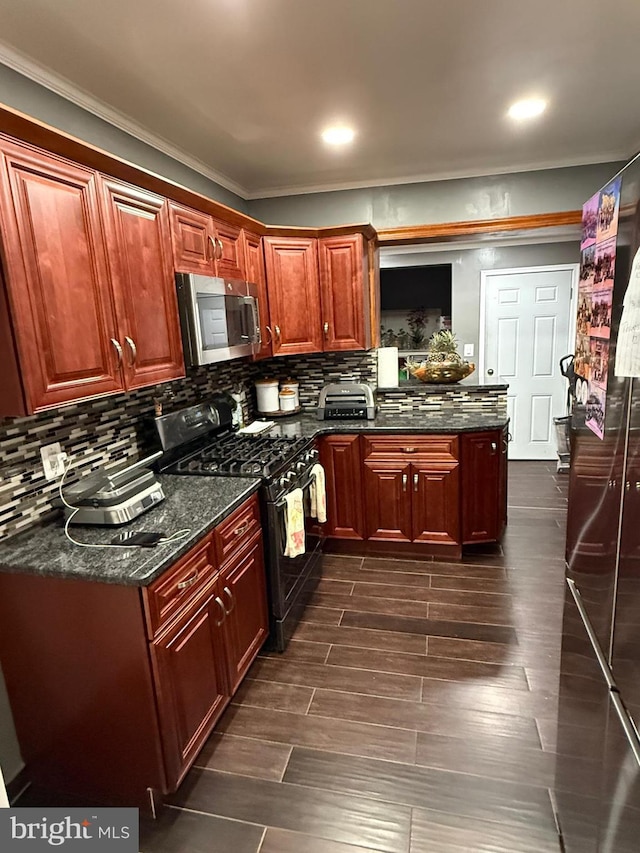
323,321,329,338
413,473,419,491
214,596,226,626
402,474,408,492
491,442,497,452
265,325,273,344
177,569,199,590
207,234,216,260
110,338,123,366
217,237,224,259
234,521,249,537
223,586,235,614
404,447,417,453
125,336,137,365
274,325,281,341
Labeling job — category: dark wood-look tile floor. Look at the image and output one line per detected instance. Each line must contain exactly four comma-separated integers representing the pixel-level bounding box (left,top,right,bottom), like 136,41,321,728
151,461,569,852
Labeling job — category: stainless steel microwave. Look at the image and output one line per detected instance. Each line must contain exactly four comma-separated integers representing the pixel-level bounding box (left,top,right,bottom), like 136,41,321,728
175,274,261,366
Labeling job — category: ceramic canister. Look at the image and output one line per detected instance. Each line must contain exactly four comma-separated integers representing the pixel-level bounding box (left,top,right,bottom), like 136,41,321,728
255,379,280,413
279,388,297,412
280,379,299,408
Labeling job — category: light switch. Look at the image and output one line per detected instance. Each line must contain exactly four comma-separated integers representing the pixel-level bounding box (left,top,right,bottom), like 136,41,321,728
463,343,474,357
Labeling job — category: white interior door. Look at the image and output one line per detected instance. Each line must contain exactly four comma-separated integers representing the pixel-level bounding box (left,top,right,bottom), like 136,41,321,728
481,265,577,460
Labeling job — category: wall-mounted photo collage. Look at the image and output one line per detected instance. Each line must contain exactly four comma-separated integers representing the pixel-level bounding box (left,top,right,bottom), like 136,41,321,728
575,176,621,439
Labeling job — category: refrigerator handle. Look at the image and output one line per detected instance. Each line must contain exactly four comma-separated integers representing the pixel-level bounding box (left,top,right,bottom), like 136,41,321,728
610,692,640,769
567,577,616,689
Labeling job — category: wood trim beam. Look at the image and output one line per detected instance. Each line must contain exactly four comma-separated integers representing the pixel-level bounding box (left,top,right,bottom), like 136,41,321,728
377,211,582,245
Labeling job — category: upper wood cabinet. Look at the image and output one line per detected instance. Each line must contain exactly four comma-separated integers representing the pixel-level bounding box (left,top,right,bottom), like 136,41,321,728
319,234,371,351
169,202,245,280
242,229,272,359
263,236,323,355
264,233,374,357
0,140,123,415
99,178,185,389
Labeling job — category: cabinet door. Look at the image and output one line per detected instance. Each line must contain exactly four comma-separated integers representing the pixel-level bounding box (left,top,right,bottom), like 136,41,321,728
169,202,216,275
0,140,122,412
321,435,365,539
263,237,323,355
100,178,185,389
412,462,460,545
213,218,245,280
461,431,502,544
219,533,269,694
151,586,229,789
242,230,272,359
318,234,369,351
363,460,413,542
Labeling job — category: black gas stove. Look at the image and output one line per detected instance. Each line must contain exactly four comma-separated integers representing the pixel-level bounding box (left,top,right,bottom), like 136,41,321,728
154,398,324,651
167,432,311,480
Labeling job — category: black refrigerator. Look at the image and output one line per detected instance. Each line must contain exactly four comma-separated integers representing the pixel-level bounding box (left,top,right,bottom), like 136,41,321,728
556,152,640,852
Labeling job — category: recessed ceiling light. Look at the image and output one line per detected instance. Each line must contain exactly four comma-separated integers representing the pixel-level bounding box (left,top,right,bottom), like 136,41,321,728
321,126,355,145
508,98,547,120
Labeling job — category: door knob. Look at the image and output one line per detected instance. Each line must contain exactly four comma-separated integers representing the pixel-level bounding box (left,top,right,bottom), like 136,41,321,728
487,368,494,375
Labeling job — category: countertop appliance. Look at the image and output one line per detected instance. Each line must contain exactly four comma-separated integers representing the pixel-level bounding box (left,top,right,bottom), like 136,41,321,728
175,273,261,366
317,382,375,420
64,452,164,525
555,152,640,851
155,398,324,650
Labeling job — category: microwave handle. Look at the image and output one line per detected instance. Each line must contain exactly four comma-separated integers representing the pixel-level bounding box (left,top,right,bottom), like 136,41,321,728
246,296,262,345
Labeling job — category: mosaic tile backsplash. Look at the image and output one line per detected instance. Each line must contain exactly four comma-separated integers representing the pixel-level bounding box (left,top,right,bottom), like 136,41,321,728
0,349,506,540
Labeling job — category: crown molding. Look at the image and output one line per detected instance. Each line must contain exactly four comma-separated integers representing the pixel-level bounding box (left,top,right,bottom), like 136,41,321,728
0,41,249,199
245,153,629,200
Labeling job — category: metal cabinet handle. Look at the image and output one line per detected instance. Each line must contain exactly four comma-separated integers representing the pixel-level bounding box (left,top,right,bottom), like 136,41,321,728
223,585,235,614
177,569,199,590
216,237,224,259
265,325,273,344
214,596,226,626
323,321,329,339
124,336,137,365
274,325,281,341
413,473,419,491
207,234,216,260
234,521,249,537
487,368,494,375
402,474,408,492
110,338,123,366
491,442,497,452
404,447,417,454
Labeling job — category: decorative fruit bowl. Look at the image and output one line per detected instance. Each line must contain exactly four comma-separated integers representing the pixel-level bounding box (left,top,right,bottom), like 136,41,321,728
405,331,475,384
407,357,475,384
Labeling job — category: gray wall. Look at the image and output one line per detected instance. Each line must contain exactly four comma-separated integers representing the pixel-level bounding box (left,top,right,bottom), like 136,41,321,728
248,163,625,228
382,241,580,360
0,63,247,211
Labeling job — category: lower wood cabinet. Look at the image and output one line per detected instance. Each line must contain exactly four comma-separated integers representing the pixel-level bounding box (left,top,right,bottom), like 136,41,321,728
321,430,505,554
320,434,365,539
0,493,268,811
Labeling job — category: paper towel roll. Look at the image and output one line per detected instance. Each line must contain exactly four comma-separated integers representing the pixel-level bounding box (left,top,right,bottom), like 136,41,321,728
377,347,399,388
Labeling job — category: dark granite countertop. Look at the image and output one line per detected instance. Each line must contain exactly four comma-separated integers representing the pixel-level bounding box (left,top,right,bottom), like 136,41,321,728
0,411,508,588
258,411,509,439
0,475,261,587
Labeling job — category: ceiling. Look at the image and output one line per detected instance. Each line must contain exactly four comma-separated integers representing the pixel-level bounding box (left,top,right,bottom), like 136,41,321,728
0,0,638,199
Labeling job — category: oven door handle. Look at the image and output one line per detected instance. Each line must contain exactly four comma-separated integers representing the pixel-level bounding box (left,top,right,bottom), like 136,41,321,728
275,474,315,508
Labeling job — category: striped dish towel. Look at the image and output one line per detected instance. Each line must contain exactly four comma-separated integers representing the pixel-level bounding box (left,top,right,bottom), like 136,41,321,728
310,463,327,524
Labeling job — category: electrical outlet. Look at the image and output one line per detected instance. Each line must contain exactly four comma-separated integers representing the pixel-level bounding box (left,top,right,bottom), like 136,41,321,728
40,443,67,480
463,343,474,358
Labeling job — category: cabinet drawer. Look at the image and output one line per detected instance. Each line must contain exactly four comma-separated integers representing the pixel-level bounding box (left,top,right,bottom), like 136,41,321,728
214,494,261,566
362,435,459,462
143,536,216,638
